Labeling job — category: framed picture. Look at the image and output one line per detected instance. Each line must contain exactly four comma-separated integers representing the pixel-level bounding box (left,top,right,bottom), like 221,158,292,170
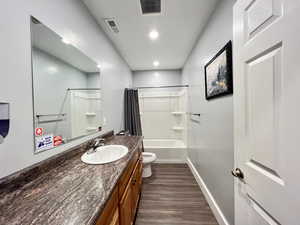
204,41,233,100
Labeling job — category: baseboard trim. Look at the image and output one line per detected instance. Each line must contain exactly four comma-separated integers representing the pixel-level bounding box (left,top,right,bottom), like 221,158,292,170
154,159,186,164
186,157,230,225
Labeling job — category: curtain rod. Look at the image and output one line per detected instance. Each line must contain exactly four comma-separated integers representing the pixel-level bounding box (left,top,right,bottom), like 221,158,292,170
134,85,189,89
67,88,101,91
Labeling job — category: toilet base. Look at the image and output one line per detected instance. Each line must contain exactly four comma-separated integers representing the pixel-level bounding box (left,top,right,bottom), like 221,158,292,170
142,164,152,178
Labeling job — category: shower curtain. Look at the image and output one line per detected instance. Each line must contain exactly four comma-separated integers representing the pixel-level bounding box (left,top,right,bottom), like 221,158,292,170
124,88,142,136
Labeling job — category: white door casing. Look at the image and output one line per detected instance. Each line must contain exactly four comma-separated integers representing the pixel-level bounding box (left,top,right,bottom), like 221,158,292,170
233,0,300,225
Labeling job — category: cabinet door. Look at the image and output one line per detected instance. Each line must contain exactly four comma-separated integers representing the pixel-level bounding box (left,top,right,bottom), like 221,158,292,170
131,159,143,214
119,181,133,225
96,188,118,225
136,159,143,191
118,151,139,198
108,208,119,225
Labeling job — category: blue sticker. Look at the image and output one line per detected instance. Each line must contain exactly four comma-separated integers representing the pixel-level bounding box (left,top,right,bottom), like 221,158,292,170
36,134,54,151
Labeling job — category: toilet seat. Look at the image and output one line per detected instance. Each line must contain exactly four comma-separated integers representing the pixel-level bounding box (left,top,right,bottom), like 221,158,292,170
142,152,157,164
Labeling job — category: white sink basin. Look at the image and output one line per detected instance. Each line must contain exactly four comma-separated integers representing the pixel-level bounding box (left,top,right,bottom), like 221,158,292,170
81,145,128,165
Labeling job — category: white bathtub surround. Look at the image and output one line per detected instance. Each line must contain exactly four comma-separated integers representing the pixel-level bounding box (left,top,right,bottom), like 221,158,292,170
139,89,187,142
139,88,188,163
69,90,102,138
143,139,186,163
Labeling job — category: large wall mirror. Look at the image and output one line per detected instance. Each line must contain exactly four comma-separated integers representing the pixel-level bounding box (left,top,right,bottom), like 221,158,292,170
31,17,102,153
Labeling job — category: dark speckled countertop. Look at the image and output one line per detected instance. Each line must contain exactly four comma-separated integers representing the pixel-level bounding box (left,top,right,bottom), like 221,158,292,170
0,135,142,225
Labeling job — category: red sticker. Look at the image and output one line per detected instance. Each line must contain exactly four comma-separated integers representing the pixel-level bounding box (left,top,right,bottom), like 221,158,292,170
54,140,62,146
54,136,62,141
54,136,63,146
35,128,43,136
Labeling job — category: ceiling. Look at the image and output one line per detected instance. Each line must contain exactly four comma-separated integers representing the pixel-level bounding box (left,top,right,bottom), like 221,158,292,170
82,0,220,71
32,19,98,73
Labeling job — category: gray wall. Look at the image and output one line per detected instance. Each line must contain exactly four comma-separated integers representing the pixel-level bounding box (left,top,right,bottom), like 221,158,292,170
182,0,235,224
0,0,132,178
133,70,182,87
33,48,89,115
87,73,100,88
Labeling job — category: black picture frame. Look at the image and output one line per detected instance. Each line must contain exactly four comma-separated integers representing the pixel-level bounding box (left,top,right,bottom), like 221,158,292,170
204,41,233,100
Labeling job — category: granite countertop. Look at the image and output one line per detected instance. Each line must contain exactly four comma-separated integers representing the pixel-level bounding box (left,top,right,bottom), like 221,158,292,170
0,135,142,225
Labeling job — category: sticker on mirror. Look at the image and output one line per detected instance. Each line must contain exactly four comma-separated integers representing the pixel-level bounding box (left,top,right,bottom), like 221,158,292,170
54,136,63,146
36,134,54,151
35,127,43,136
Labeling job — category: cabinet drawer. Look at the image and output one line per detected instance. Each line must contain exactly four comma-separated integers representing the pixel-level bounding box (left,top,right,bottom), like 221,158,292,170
96,187,118,225
118,150,140,198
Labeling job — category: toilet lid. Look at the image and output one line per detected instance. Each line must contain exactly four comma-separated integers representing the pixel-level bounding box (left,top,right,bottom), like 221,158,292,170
142,152,157,163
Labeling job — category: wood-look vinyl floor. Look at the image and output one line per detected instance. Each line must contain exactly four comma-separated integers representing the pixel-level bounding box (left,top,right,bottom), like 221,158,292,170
135,164,219,225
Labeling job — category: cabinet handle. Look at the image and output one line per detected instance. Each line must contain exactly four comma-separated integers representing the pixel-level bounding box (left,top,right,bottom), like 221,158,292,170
132,179,137,185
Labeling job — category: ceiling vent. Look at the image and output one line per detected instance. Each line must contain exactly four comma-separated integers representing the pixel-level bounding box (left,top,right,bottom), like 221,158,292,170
140,0,161,14
104,18,119,33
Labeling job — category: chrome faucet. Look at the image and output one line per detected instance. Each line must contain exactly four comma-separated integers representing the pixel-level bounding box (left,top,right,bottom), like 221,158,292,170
86,138,105,154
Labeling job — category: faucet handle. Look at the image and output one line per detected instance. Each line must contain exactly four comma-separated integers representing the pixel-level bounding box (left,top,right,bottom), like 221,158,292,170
98,138,106,146
93,138,105,149
87,140,94,148
95,138,105,144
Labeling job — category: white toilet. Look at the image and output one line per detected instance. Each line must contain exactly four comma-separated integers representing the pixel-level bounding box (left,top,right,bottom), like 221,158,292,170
142,152,157,178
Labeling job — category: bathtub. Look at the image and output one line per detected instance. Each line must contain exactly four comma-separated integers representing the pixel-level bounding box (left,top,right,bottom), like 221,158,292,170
143,139,186,163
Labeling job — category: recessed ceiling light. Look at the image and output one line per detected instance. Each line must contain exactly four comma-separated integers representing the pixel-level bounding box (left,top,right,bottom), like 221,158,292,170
97,64,101,69
153,61,159,67
149,30,159,40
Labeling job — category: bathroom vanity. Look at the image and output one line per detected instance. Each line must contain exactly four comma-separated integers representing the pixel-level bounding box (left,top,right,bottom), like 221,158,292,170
96,139,143,225
0,134,143,225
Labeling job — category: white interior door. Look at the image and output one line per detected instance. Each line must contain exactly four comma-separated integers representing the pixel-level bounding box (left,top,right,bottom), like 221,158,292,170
233,0,300,224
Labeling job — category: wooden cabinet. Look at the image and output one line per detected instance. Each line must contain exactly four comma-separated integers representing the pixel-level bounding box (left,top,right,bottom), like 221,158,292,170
131,159,142,215
118,150,139,197
96,143,142,225
109,208,119,225
119,179,133,225
96,188,118,225
119,152,142,225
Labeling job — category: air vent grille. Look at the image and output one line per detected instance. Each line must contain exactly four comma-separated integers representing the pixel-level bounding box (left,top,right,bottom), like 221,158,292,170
104,18,119,33
140,0,161,14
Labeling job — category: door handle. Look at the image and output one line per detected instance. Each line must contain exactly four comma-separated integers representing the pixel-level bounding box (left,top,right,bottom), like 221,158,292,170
231,168,244,179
